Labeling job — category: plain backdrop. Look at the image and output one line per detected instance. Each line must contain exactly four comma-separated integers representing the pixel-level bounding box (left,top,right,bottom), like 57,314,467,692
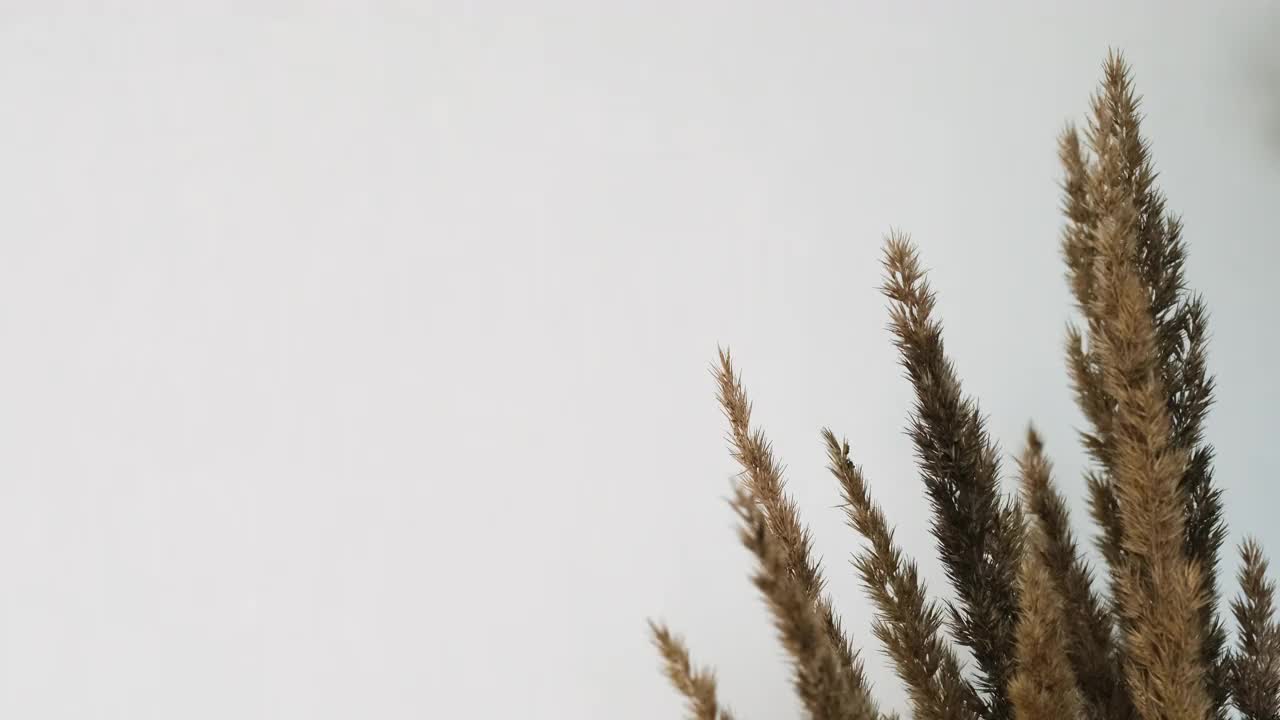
0,2,1278,718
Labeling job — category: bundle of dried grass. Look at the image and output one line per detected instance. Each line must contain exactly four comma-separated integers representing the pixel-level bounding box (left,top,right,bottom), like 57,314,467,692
648,51,1277,720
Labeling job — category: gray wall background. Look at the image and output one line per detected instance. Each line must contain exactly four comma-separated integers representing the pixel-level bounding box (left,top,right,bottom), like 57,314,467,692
0,2,1277,718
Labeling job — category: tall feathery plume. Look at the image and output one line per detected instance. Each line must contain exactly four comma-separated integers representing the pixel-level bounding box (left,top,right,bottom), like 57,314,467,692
648,622,738,720
1083,115,1210,719
1015,427,1128,720
823,430,981,720
1229,538,1280,720
645,50,1260,720
1007,519,1087,720
881,232,1023,720
714,348,877,710
731,481,879,720
716,351,882,720
1060,50,1229,716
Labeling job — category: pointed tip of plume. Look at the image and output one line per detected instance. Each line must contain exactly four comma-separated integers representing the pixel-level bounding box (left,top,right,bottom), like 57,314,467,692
880,230,917,273
1025,423,1043,453
1016,425,1049,486
714,345,733,382
819,427,846,460
713,349,754,446
717,343,731,365
1102,48,1133,92
880,230,919,277
883,227,913,250
879,231,936,322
